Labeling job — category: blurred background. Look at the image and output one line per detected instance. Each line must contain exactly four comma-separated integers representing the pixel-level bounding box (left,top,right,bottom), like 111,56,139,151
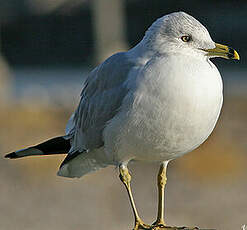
0,0,247,230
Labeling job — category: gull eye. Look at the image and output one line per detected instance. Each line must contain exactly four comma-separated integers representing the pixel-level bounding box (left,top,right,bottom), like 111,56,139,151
181,35,191,42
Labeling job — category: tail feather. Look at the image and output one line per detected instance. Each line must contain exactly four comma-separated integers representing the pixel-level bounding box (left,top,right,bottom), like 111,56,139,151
57,148,109,178
5,152,23,159
5,136,71,159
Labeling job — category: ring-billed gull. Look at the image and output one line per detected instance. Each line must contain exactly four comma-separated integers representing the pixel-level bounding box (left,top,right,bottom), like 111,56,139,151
5,12,239,230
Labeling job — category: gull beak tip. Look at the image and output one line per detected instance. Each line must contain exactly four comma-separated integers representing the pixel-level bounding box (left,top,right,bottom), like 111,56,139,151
233,49,240,60
229,47,240,60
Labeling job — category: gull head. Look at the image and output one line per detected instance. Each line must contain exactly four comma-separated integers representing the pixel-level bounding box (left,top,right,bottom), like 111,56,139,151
143,12,239,60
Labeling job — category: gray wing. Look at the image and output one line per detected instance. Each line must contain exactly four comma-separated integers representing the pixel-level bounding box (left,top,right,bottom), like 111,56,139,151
68,52,135,153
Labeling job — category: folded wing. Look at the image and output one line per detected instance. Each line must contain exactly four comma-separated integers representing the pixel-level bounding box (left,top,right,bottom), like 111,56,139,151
64,52,135,159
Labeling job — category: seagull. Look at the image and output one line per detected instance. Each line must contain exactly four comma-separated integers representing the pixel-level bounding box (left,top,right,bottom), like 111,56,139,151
5,12,239,230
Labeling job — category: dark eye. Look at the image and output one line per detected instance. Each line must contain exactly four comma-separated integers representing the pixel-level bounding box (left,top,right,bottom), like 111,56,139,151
181,35,191,42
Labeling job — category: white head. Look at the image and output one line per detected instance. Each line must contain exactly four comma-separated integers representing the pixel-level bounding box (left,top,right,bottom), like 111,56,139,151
141,12,239,60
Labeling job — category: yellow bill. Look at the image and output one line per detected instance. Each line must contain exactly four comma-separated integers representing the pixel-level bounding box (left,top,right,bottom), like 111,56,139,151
205,43,240,60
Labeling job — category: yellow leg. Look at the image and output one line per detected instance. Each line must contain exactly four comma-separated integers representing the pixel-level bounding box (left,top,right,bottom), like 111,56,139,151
152,162,200,230
153,161,169,227
119,164,150,230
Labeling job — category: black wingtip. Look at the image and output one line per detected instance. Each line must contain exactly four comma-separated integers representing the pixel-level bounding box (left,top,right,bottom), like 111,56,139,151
5,152,21,159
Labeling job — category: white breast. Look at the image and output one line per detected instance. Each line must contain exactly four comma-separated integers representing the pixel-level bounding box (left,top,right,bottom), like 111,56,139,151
103,55,223,164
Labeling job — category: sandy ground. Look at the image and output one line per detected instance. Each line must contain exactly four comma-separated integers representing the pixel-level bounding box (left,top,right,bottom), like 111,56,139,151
0,94,247,230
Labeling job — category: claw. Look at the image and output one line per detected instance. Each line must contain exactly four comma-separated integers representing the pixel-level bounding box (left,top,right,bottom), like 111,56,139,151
150,225,200,230
134,219,151,230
